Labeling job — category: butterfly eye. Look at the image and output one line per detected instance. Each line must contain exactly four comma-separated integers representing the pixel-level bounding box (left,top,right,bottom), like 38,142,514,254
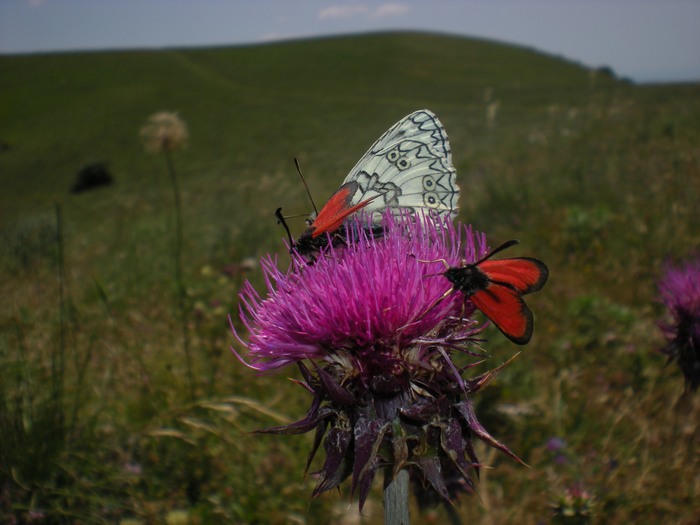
387,149,399,161
397,158,409,170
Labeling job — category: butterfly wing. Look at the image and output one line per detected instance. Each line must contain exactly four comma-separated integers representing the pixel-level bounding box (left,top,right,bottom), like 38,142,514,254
470,285,534,345
342,109,459,223
477,258,549,294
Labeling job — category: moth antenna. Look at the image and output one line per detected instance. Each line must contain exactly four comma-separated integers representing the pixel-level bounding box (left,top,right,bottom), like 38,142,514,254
475,239,520,264
280,212,309,220
274,207,295,247
294,157,318,216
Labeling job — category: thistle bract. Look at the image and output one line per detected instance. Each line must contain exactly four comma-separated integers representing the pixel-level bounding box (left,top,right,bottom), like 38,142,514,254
231,213,523,508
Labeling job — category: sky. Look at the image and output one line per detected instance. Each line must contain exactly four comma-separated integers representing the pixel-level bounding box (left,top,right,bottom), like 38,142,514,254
1,0,699,83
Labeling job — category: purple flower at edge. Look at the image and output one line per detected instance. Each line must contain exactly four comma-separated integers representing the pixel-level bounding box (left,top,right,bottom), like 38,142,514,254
230,213,525,509
658,254,700,391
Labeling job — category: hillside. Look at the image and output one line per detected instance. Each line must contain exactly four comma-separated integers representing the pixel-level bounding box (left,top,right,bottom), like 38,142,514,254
1,32,610,221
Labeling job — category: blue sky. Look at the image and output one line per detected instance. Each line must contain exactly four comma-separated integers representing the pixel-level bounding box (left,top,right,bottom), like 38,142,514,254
1,0,699,83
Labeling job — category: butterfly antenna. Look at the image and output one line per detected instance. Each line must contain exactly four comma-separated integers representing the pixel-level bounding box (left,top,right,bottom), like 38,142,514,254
294,157,318,215
275,207,295,246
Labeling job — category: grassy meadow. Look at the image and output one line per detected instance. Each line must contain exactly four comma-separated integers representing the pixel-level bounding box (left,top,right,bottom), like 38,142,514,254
1,31,699,523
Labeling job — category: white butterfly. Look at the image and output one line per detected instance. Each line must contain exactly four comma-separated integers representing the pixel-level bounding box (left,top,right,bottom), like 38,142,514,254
288,109,460,255
345,108,459,221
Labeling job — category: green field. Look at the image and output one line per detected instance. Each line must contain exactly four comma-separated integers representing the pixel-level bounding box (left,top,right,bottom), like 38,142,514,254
1,31,699,524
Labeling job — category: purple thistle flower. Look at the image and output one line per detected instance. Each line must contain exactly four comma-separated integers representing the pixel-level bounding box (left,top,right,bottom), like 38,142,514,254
546,436,567,453
234,215,483,372
658,255,700,391
230,213,525,510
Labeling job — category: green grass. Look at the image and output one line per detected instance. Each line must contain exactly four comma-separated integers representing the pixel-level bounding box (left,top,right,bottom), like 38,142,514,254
1,31,699,523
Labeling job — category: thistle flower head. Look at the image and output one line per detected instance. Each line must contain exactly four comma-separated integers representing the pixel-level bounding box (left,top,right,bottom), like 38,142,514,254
231,213,523,509
235,214,483,373
139,111,188,153
658,254,700,391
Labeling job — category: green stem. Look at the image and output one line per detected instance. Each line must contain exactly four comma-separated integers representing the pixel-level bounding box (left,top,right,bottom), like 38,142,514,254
384,467,410,525
54,203,66,435
165,151,195,401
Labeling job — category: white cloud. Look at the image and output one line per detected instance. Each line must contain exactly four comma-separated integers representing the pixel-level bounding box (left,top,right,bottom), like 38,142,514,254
317,3,410,21
370,3,411,19
318,5,370,20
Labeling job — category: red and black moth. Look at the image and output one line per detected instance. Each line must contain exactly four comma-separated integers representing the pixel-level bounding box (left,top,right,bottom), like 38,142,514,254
442,240,549,345
293,181,378,256
275,181,378,257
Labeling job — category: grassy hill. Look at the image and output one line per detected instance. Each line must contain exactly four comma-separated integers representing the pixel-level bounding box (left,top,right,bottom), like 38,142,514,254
0,32,610,222
1,31,699,524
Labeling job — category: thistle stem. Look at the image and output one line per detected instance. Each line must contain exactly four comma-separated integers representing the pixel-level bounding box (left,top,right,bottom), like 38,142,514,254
384,467,409,525
54,203,66,436
164,150,195,401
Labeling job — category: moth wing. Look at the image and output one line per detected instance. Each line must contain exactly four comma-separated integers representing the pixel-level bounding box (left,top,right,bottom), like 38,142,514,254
471,284,534,345
478,258,549,294
309,181,372,237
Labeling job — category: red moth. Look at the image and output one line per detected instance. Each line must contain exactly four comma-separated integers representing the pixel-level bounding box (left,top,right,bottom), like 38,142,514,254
292,181,377,255
442,240,549,345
